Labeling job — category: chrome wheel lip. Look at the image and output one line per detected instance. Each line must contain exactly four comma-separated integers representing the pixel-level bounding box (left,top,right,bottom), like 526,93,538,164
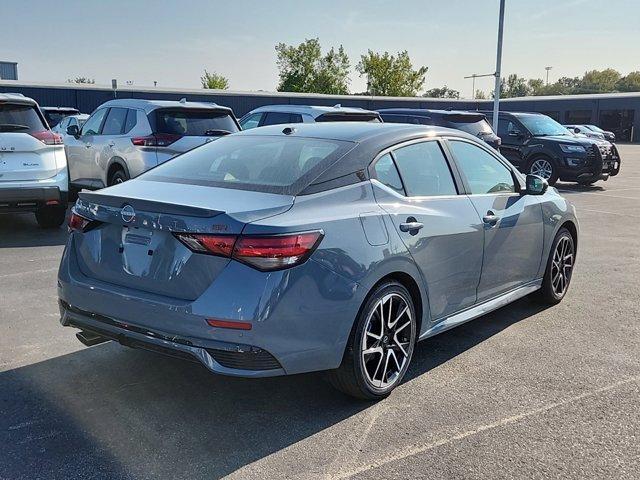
361,292,415,390
551,236,574,297
530,159,553,180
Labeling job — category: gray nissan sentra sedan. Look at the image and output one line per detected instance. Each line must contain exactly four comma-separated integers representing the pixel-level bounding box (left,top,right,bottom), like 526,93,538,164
58,122,578,399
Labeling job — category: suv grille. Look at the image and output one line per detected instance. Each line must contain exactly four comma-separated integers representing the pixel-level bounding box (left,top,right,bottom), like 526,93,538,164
206,347,282,371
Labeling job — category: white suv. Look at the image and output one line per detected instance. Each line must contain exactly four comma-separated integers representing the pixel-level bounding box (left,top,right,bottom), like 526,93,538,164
0,94,68,228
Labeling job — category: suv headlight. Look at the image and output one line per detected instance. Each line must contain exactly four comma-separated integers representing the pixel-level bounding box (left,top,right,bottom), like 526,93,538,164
560,144,586,153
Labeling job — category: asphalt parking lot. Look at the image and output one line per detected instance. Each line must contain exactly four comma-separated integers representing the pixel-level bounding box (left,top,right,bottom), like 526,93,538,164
1,145,639,480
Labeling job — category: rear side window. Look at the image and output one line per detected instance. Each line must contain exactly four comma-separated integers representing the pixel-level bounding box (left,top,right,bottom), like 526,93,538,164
262,112,293,126
144,135,353,195
373,154,404,194
155,109,239,136
102,107,128,135
0,104,47,133
392,141,457,197
124,109,137,133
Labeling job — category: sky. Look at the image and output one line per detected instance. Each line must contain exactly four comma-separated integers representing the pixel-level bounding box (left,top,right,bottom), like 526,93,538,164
2,0,639,98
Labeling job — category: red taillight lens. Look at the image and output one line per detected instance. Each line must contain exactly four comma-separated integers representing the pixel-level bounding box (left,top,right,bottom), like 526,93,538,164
68,212,90,232
131,133,181,147
206,318,252,330
174,231,323,271
30,130,63,145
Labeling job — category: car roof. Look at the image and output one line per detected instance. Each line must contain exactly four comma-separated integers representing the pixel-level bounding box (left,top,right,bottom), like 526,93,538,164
96,98,234,114
245,104,380,118
41,106,80,112
0,92,38,106
377,108,486,118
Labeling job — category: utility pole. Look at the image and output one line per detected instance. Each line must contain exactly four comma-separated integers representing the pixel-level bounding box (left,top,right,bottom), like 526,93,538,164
491,0,506,132
545,66,552,85
464,73,495,100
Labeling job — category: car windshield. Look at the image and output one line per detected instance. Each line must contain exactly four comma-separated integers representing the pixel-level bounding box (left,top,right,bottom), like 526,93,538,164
143,135,354,195
519,115,570,136
453,118,494,136
155,109,239,136
0,103,47,133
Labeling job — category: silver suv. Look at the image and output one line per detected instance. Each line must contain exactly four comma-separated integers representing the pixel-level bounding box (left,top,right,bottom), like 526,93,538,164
65,98,240,190
239,104,382,130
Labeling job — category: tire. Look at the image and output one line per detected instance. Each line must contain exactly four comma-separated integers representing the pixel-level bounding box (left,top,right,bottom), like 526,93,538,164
577,180,596,186
528,156,559,186
35,205,67,229
108,168,129,186
536,227,575,305
326,281,417,400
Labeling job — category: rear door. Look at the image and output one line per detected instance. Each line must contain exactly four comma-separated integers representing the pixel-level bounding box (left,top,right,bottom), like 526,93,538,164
446,139,544,301
371,140,484,322
0,102,61,182
66,107,108,186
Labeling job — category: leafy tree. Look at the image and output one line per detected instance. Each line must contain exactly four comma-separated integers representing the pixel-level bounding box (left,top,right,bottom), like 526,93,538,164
67,77,95,84
576,68,621,93
499,74,531,98
356,50,428,96
615,71,640,92
474,89,487,99
527,78,545,95
201,70,229,90
275,38,350,94
423,85,460,99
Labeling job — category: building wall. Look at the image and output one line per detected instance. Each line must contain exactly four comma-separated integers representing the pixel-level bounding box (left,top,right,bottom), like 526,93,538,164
1,81,638,142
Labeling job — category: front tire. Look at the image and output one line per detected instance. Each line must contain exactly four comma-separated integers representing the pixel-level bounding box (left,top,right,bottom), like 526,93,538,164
537,228,575,305
528,156,559,186
327,281,417,400
35,205,67,229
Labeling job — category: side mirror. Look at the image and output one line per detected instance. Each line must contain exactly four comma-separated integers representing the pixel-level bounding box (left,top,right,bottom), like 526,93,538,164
525,174,548,195
67,125,80,137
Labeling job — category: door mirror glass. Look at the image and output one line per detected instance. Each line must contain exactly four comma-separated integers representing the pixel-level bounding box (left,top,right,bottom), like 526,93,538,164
525,174,548,195
67,124,80,137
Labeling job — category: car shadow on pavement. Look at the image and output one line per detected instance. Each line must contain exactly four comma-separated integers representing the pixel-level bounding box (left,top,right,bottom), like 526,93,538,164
555,182,605,193
0,210,70,248
0,297,548,480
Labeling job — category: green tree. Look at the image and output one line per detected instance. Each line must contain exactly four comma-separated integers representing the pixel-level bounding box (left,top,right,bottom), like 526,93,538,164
576,69,621,93
423,85,460,99
201,70,229,90
67,77,95,84
474,89,487,99
275,38,350,94
356,50,428,96
527,78,545,95
615,71,640,92
499,74,531,98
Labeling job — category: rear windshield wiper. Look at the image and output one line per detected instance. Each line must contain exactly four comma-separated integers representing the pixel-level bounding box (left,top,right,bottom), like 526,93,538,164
0,124,30,132
203,129,233,137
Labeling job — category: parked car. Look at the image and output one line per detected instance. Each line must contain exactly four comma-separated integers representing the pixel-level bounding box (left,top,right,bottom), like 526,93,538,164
59,122,578,400
239,104,382,130
41,107,80,128
564,124,605,140
581,124,616,142
52,113,89,140
484,111,620,185
64,98,240,190
377,108,501,149
0,93,68,227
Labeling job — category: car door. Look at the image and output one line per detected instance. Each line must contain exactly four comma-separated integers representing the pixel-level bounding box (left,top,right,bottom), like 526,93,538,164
97,107,129,183
371,140,484,322
66,107,108,187
496,117,526,167
446,139,544,302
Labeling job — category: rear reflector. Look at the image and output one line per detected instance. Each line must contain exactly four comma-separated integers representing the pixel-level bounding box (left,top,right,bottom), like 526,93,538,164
30,130,63,145
174,231,323,271
206,319,252,330
131,133,182,147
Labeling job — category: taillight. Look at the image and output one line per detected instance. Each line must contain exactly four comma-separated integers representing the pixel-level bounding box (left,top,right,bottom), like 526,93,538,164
174,231,323,271
68,212,91,232
131,133,181,147
30,130,63,145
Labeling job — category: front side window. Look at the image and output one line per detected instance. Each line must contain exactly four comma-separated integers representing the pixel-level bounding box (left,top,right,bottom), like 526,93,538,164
449,141,515,194
82,108,108,136
102,107,128,135
240,113,263,130
392,141,457,197
373,153,404,194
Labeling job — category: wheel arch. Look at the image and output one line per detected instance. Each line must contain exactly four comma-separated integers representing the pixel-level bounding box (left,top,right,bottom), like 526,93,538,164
559,220,578,253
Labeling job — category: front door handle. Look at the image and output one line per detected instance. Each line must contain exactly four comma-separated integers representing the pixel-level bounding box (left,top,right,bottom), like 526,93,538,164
399,221,424,233
482,211,500,226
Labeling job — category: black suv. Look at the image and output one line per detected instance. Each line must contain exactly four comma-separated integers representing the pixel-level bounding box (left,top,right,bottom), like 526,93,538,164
377,108,501,149
484,111,620,185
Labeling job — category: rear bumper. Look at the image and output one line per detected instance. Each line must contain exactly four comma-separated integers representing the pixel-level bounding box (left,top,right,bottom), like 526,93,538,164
0,186,67,213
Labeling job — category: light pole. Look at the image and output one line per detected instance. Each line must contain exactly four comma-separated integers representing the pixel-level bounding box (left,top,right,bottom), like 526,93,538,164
491,0,506,132
464,73,495,100
545,66,552,85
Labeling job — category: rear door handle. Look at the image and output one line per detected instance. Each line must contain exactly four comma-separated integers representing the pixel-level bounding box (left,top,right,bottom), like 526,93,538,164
108,141,115,147
482,211,500,226
84,143,92,149
399,221,424,233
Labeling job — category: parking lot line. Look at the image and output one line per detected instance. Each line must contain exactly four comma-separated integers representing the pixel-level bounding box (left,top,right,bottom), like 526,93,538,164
331,375,640,479
577,208,640,219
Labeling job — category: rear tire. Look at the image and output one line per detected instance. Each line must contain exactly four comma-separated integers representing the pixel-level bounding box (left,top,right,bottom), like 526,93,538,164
535,227,575,305
108,168,129,186
326,281,417,400
35,205,67,229
528,156,559,186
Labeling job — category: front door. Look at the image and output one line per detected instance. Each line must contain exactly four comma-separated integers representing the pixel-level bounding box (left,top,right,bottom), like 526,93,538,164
496,117,526,168
371,141,484,322
447,139,544,302
66,107,108,187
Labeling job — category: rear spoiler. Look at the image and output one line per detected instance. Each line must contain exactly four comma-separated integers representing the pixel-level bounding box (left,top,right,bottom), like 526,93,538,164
443,113,487,123
78,191,222,218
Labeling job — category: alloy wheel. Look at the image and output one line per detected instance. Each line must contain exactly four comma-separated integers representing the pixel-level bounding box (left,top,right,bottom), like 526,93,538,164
530,159,553,180
361,293,415,389
551,236,574,297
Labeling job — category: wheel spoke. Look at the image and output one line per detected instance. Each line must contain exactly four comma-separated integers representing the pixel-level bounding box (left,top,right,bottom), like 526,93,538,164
393,337,409,358
363,346,383,357
366,330,382,341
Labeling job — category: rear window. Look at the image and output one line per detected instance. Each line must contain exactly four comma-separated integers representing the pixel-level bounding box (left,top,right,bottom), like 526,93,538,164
155,109,239,136
452,118,494,136
43,109,78,128
316,113,381,123
143,135,353,195
0,103,47,133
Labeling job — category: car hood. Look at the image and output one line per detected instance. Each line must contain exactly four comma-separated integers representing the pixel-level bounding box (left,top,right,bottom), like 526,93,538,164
534,135,597,146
